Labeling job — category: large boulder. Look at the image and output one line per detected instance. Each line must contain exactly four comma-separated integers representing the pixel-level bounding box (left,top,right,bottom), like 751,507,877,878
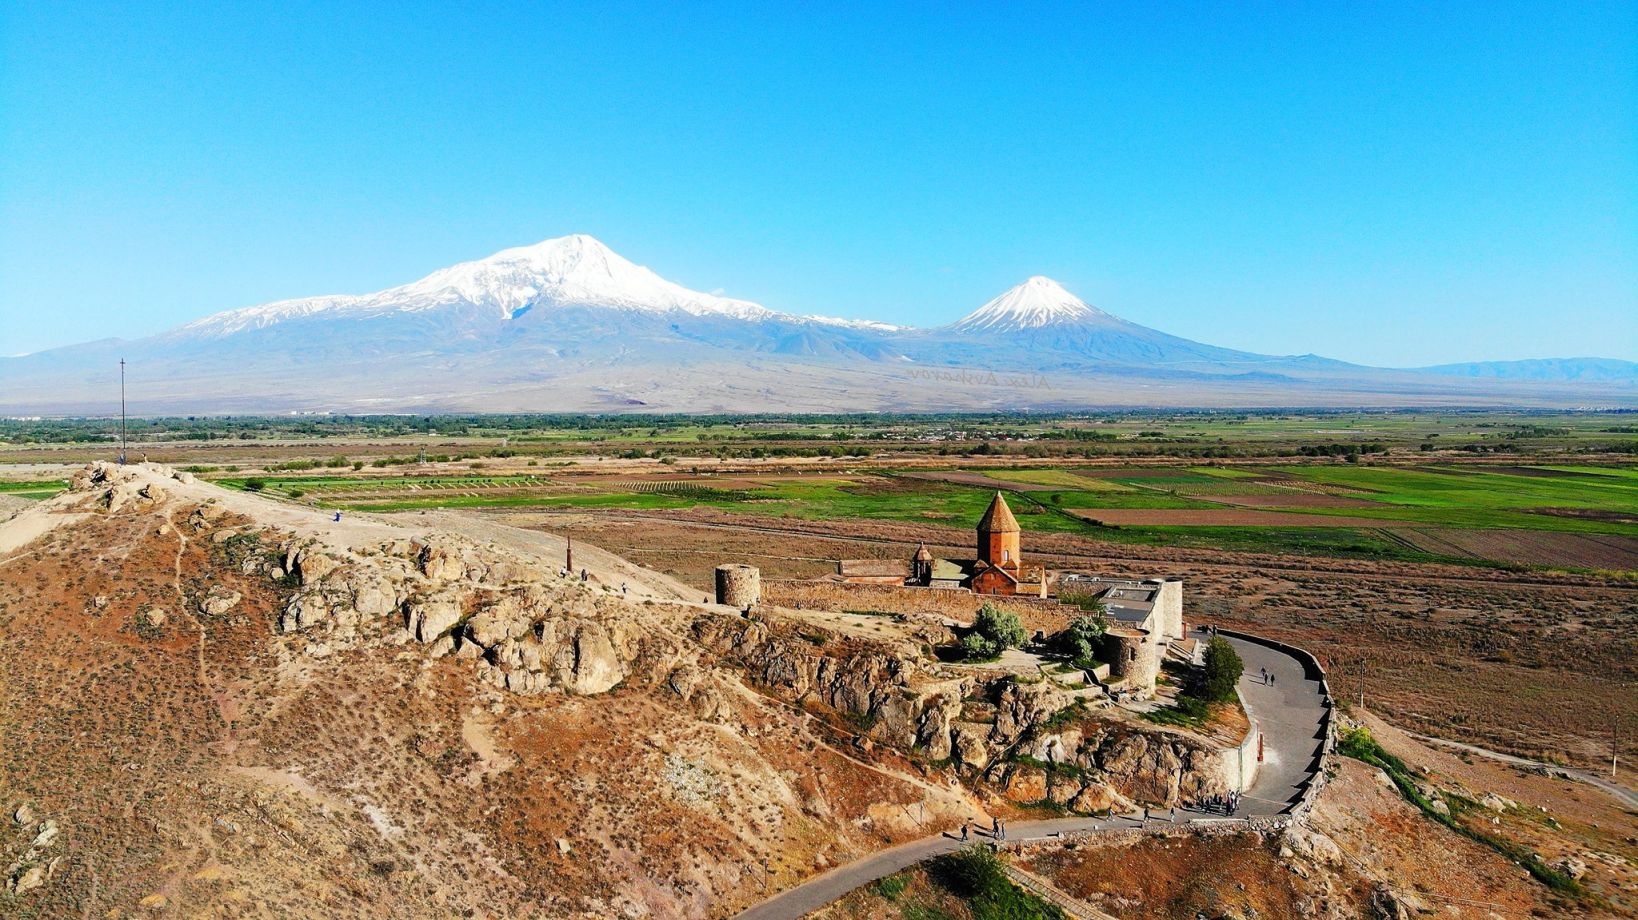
346,572,400,618
200,589,242,616
418,538,468,582
289,548,340,586
406,589,466,643
951,722,992,772
465,586,551,648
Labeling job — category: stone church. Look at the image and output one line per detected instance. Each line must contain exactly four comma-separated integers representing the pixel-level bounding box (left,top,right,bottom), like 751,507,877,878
840,492,1047,596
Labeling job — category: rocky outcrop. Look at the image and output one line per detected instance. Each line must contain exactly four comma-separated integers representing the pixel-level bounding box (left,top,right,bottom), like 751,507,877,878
200,588,242,616
56,462,692,702
703,614,1231,811
987,719,1231,808
263,522,683,698
3,805,61,897
697,616,972,752
70,461,194,514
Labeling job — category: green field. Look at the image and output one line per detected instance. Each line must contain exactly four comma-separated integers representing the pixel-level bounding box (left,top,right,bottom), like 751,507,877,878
0,479,67,500
189,461,1636,571
5,410,1631,572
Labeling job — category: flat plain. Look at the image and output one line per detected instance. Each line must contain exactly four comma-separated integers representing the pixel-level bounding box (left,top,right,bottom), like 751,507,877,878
3,410,1634,778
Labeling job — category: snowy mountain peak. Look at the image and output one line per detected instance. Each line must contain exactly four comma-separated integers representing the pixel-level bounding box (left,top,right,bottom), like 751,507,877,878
177,234,773,338
948,276,1108,333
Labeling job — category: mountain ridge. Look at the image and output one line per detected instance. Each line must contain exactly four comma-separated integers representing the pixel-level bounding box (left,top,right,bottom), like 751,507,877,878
2,233,1632,414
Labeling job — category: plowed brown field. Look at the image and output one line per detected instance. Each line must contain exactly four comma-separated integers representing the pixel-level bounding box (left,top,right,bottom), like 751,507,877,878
1069,508,1390,527
1394,528,1638,571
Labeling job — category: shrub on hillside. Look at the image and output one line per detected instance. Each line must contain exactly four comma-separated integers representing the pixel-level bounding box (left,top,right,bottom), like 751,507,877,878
928,848,1066,920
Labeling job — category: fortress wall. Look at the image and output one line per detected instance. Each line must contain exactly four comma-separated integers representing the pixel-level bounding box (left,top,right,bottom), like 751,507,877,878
764,580,1076,634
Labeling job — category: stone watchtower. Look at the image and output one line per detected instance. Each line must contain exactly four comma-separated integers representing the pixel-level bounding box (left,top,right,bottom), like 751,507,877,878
715,564,761,608
977,492,1021,572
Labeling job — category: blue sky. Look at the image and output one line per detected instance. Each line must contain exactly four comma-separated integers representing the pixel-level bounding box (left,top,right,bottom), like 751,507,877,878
2,1,1633,365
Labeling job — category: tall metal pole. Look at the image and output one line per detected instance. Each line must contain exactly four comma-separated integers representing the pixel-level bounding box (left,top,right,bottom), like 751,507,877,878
119,358,127,464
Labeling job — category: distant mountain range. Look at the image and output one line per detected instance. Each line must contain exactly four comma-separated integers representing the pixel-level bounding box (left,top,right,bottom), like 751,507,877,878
2,234,1633,414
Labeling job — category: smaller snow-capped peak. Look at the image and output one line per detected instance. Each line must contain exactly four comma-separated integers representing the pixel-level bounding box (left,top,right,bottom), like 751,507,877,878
948,276,1108,333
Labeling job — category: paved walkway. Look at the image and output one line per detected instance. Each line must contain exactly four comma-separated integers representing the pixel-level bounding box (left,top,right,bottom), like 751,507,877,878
1225,635,1329,815
732,633,1329,919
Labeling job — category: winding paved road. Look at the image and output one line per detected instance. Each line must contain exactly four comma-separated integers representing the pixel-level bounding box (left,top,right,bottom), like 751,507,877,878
731,634,1329,920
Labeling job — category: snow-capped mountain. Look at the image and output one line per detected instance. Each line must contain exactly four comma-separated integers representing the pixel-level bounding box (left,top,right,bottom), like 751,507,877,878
2,234,1630,414
176,234,775,338
947,276,1105,332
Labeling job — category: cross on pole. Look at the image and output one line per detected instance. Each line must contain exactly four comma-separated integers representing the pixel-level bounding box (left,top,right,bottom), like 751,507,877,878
119,358,127,465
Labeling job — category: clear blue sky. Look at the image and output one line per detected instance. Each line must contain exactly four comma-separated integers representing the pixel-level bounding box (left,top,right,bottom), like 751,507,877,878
2,1,1633,365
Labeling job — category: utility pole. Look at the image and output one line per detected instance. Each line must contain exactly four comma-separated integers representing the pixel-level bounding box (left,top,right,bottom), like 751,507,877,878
118,358,128,465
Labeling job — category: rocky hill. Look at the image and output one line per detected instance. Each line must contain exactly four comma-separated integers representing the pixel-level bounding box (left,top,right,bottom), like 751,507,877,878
0,463,978,917
0,462,1246,918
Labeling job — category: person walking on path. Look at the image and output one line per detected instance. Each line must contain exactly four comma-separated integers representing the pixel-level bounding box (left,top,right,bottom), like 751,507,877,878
1260,667,1267,684
961,822,970,841
991,817,999,839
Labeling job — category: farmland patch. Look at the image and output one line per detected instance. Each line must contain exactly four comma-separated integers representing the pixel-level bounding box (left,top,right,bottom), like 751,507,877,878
1392,528,1638,571
1069,508,1392,527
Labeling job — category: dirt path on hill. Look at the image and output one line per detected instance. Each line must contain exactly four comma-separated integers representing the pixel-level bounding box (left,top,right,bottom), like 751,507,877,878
1402,729,1636,808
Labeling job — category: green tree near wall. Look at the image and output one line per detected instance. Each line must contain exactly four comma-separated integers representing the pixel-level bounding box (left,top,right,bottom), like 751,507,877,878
960,604,1027,660
1198,637,1245,702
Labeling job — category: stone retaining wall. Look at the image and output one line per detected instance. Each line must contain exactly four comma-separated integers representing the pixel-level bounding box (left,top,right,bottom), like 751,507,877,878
763,579,1079,633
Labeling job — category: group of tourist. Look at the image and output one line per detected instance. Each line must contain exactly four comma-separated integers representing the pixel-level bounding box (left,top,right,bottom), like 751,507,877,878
1198,790,1242,814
